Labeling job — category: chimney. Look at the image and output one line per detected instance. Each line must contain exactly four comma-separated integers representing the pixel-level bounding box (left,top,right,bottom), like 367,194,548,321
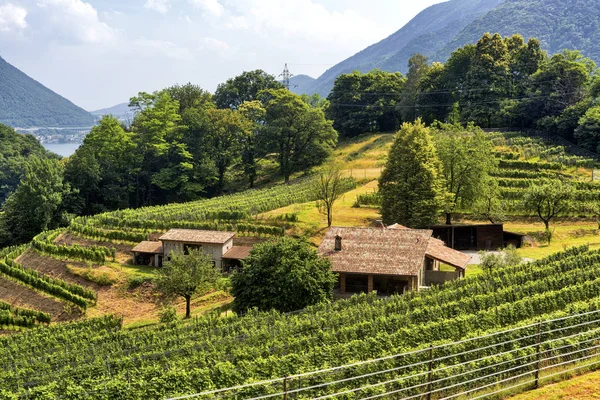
334,235,342,251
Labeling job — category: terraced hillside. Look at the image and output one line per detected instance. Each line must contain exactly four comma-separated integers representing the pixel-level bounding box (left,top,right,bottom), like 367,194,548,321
2,246,600,398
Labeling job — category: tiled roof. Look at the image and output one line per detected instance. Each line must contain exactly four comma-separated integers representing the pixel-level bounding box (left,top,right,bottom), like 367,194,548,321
132,241,163,254
387,223,409,230
425,238,471,269
318,227,433,276
223,246,252,260
159,229,235,244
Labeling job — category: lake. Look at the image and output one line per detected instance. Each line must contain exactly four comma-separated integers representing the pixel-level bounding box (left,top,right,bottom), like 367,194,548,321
42,143,81,157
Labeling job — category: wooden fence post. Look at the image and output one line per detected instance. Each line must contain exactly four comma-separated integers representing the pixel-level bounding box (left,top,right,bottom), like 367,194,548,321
283,376,289,400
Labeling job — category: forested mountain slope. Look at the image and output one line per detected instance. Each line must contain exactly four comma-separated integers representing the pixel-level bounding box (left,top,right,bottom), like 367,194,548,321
298,0,505,96
434,0,600,62
301,0,600,97
0,56,94,128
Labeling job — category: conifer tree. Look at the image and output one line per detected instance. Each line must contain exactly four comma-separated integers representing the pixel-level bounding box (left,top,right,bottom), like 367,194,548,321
379,119,444,228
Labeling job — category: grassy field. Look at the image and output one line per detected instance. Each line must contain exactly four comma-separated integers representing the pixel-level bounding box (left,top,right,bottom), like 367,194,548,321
509,369,600,399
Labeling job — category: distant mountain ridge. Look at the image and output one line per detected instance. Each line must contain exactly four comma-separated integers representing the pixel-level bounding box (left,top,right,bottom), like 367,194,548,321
0,56,94,128
91,102,136,123
298,0,600,97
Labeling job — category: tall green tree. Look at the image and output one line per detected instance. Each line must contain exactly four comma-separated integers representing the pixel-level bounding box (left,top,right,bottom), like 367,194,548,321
166,83,213,114
230,237,336,313
238,101,267,189
156,249,222,318
463,33,510,127
417,62,454,124
0,157,70,245
205,108,251,194
314,164,345,227
65,116,136,214
379,119,444,228
400,54,430,122
262,89,338,182
434,123,496,224
214,70,283,110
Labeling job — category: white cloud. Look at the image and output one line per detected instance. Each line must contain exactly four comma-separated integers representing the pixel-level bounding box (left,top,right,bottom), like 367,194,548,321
0,3,28,32
226,0,385,45
199,37,235,58
133,39,193,60
189,0,223,17
145,0,170,14
36,0,116,44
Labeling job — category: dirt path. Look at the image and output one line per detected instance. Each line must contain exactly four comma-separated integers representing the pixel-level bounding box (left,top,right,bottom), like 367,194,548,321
0,277,81,322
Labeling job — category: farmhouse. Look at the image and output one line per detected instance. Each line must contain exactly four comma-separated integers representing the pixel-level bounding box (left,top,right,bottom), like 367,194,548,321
132,229,251,271
318,227,471,295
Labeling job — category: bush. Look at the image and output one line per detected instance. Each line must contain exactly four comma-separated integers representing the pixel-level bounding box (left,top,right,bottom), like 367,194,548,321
230,237,337,314
159,305,178,325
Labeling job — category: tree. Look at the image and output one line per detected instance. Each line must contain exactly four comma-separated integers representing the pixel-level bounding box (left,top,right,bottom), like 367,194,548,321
166,83,213,114
155,249,221,318
262,89,338,182
463,33,510,127
214,70,283,110
379,119,444,228
575,106,600,152
314,164,345,227
473,177,504,224
230,237,336,313
65,116,136,214
326,70,405,137
523,179,574,240
0,157,69,245
238,101,267,189
205,108,251,194
434,123,496,224
583,201,600,230
400,54,430,122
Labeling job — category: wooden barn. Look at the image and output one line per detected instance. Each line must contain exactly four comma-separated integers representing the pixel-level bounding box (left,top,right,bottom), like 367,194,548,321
318,227,471,296
430,224,526,251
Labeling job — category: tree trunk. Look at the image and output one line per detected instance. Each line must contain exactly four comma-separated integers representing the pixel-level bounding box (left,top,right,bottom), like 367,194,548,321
445,213,452,225
543,220,550,231
185,295,191,319
327,207,332,227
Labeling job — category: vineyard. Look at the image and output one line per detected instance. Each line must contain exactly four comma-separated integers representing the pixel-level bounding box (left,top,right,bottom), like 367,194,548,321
2,246,600,398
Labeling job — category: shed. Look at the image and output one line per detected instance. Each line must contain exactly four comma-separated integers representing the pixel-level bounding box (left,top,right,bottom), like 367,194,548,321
430,224,525,251
131,241,163,267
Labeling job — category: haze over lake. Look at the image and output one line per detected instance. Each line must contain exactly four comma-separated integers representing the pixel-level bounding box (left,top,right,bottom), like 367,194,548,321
42,143,80,157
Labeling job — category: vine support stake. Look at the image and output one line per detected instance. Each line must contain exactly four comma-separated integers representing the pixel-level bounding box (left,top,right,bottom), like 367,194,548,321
283,376,289,400
535,320,542,389
427,344,434,400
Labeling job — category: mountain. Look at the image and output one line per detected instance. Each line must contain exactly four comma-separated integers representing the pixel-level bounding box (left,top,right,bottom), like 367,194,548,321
289,75,317,95
433,0,600,62
300,0,600,98
91,102,136,123
0,56,95,128
299,0,506,97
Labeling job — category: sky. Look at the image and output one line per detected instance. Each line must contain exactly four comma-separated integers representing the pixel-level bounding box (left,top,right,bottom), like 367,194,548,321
0,0,445,111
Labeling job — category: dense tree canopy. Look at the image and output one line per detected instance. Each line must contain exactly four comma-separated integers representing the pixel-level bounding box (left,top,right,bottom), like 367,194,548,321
0,157,71,245
214,70,284,110
326,70,405,137
230,237,336,313
379,120,444,228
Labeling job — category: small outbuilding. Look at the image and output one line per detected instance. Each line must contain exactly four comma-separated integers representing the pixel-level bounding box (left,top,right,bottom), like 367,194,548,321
430,223,525,251
132,229,252,271
318,227,471,296
131,241,163,267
